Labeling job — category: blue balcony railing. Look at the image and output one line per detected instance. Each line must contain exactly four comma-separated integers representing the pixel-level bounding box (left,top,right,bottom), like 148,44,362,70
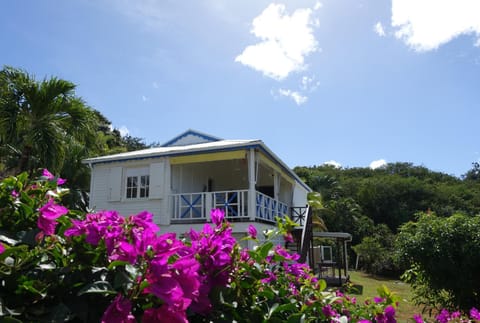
170,190,289,223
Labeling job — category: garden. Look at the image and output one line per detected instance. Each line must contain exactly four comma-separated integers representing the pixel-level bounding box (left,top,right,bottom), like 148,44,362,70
1,170,479,322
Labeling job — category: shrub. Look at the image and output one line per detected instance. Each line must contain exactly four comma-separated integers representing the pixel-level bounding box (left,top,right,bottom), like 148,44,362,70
396,212,480,312
1,170,476,322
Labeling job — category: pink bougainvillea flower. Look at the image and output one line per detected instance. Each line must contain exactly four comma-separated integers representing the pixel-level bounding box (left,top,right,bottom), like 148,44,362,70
130,211,159,234
240,248,250,261
101,294,136,323
283,232,294,243
109,241,138,264
413,314,424,323
322,304,338,318
384,305,396,323
64,219,86,237
247,224,257,239
260,270,277,284
42,168,66,185
436,309,450,323
11,190,19,198
56,177,67,185
374,296,385,304
42,169,55,180
0,243,5,254
37,199,69,235
470,308,480,320
210,208,224,226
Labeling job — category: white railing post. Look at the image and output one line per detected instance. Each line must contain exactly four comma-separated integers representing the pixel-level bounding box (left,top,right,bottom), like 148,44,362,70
205,192,212,220
248,148,256,221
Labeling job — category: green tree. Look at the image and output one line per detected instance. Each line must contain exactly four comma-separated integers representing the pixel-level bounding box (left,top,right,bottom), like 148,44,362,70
0,66,97,176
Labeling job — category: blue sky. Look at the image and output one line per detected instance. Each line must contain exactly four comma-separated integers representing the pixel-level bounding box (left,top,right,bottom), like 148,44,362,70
1,0,480,177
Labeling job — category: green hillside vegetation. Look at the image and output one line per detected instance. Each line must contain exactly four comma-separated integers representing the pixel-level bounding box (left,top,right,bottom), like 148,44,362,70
295,163,480,312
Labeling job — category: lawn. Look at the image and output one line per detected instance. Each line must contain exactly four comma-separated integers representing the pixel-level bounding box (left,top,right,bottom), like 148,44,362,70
347,270,424,322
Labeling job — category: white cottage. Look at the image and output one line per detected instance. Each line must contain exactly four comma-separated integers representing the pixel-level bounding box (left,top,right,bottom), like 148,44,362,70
83,130,311,240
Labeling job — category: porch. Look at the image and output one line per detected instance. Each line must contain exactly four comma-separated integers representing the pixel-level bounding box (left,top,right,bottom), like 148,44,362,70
170,189,289,224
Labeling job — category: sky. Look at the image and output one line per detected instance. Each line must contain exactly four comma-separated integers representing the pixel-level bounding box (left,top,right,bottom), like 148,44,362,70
1,0,480,177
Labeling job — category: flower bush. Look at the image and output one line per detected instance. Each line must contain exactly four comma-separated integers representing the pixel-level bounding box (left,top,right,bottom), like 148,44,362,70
0,171,479,322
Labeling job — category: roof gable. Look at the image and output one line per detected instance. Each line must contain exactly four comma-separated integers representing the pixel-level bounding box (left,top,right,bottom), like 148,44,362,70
161,129,222,147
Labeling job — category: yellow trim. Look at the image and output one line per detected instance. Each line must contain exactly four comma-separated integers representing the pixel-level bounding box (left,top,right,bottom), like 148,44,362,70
258,153,294,185
170,150,246,165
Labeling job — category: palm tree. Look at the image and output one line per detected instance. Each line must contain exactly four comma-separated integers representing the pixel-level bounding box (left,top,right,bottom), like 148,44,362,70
0,66,97,176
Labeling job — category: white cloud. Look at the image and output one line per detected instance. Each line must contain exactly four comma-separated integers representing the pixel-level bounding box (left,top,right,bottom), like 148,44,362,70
142,95,148,102
278,88,308,105
152,82,159,89
370,159,387,169
300,75,320,91
374,22,386,36
118,126,130,137
235,3,319,80
391,0,480,51
324,160,341,168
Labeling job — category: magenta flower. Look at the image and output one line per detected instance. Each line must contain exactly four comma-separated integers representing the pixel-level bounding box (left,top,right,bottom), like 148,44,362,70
284,232,294,243
0,243,5,254
64,219,86,237
470,308,480,320
322,304,338,318
374,296,385,304
210,208,224,226
240,248,250,261
37,199,69,235
413,314,424,323
260,270,277,284
11,190,19,198
384,305,396,323
56,177,67,185
109,241,138,264
42,169,55,180
42,168,66,185
274,245,300,261
436,309,450,323
101,294,136,323
247,224,257,239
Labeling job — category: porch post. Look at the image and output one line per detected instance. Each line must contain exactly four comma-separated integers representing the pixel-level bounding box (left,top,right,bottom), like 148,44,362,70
248,148,256,221
274,172,280,201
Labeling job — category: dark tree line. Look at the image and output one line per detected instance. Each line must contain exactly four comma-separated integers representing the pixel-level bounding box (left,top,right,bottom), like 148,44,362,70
295,162,480,234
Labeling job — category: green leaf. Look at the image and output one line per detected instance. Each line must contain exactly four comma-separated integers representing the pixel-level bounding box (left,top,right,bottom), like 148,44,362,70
0,245,29,262
317,279,327,291
258,288,275,300
258,242,274,259
77,281,116,296
107,260,129,270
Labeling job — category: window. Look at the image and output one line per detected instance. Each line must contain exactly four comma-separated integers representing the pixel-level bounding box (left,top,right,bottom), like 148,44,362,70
126,174,149,199
321,245,333,263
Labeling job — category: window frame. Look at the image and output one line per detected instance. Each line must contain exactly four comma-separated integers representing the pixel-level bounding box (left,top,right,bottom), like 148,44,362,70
125,168,150,200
